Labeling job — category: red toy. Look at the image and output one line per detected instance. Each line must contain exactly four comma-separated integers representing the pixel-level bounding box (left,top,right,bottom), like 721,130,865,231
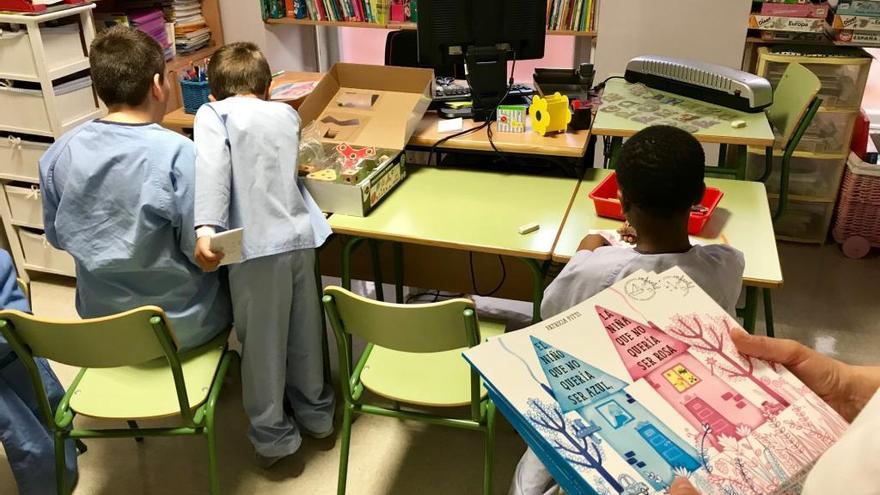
335,143,376,169
589,172,723,235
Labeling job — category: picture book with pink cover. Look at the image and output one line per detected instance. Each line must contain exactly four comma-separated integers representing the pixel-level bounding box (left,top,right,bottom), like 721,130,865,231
463,267,847,495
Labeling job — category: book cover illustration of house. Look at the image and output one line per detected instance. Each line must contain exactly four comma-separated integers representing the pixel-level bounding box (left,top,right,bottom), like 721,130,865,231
464,268,848,495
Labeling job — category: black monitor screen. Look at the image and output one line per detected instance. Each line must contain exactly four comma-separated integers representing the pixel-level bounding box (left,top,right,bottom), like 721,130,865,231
417,0,547,68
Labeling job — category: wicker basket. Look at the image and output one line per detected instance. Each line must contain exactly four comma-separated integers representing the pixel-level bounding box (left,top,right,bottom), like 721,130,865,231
832,153,880,257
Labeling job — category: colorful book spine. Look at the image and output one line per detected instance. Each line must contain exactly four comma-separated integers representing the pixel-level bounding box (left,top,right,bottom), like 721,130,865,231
284,0,294,17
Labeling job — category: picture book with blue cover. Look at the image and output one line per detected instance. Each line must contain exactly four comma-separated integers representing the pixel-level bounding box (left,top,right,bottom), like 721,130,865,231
464,268,847,495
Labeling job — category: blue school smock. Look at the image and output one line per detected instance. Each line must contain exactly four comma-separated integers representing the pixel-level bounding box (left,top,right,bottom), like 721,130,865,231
40,120,232,350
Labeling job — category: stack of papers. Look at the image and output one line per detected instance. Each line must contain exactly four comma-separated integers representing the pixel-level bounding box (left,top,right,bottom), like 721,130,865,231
173,0,211,54
129,9,174,60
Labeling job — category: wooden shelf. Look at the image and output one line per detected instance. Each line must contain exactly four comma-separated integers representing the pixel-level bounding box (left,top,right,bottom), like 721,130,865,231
167,44,221,71
547,30,597,37
265,18,597,36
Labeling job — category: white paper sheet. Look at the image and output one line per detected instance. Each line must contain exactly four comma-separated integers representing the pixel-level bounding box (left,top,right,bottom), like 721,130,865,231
209,228,243,266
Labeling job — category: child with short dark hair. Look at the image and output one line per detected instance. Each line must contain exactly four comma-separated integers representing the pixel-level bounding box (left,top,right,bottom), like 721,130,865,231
509,125,745,495
192,42,334,468
40,26,232,350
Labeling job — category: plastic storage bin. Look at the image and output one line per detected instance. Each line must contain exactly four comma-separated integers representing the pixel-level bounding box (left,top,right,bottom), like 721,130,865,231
0,76,99,136
18,228,75,276
0,135,47,182
746,153,845,201
764,61,866,108
589,172,723,235
769,199,832,242
797,111,856,154
181,80,210,114
5,185,43,228
832,154,880,257
0,24,87,81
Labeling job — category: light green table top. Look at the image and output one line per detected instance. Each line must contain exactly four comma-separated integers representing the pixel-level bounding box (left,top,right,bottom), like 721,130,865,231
553,169,783,288
328,167,581,260
593,79,775,147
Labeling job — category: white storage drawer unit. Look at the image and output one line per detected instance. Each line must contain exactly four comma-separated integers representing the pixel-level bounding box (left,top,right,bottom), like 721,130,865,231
0,77,99,136
0,135,47,182
18,228,75,276
5,185,43,228
0,24,88,81
747,153,846,201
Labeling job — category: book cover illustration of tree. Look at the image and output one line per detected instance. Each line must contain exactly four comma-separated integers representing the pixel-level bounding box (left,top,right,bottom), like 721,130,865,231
596,270,848,494
492,268,848,495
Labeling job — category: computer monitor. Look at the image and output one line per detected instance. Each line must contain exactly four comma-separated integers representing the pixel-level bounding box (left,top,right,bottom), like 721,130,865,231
417,0,547,121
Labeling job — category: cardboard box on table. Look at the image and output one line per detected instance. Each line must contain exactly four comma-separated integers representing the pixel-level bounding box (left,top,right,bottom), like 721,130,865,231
297,63,433,216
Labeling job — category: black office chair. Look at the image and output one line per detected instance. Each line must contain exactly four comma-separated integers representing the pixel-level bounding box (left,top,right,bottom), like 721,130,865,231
384,30,463,78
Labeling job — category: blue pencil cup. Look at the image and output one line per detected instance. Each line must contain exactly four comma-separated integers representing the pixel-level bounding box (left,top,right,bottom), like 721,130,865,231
181,80,210,114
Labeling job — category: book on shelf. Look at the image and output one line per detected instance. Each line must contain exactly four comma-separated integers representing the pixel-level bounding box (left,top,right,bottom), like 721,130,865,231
546,0,597,32
172,0,211,55
463,267,847,495
280,0,415,25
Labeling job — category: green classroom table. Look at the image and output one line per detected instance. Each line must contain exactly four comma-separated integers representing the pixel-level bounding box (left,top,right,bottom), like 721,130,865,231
553,168,783,334
328,166,581,323
594,79,776,179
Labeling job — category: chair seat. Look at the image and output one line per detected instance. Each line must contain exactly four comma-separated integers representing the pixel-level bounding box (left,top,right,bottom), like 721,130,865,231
360,319,505,407
70,338,227,420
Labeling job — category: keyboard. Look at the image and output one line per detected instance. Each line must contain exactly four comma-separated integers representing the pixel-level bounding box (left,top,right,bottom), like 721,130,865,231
433,79,535,104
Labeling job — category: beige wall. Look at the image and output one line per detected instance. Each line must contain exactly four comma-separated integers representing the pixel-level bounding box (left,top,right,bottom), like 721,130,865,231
218,0,319,72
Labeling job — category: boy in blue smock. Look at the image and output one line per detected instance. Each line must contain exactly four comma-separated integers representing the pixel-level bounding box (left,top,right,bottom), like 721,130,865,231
192,42,334,468
0,250,78,494
40,26,232,350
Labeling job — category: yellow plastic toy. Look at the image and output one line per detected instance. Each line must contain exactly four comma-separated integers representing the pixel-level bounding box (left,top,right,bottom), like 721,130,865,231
529,93,572,136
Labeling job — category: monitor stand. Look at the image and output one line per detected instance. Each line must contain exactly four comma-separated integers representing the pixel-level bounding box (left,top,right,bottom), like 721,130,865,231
465,46,510,122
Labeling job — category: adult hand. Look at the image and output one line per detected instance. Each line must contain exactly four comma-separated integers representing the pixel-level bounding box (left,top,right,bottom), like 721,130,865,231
194,236,224,272
731,328,880,422
669,477,700,495
577,234,609,252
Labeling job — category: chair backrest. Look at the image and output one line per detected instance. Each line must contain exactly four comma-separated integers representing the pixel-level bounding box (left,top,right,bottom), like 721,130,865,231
16,277,28,304
765,62,821,146
323,286,479,353
0,306,177,368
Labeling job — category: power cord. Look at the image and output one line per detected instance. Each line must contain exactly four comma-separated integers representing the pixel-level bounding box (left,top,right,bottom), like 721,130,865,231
469,252,507,298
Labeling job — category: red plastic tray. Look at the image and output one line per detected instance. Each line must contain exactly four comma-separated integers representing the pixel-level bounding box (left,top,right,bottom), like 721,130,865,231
588,172,723,235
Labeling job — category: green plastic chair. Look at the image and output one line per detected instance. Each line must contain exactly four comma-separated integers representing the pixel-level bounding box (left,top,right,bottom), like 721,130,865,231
322,286,505,495
759,62,822,221
0,306,238,495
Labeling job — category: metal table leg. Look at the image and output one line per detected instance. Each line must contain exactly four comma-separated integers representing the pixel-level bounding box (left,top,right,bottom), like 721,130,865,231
393,242,404,304
742,286,758,334
518,258,547,323
763,288,775,338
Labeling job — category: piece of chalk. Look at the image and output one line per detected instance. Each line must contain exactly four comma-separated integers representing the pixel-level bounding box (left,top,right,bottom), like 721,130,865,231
731,119,747,129
518,223,540,235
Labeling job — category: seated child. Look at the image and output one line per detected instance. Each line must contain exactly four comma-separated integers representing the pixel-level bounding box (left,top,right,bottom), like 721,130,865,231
192,42,334,468
39,26,232,350
509,125,745,495
0,250,78,494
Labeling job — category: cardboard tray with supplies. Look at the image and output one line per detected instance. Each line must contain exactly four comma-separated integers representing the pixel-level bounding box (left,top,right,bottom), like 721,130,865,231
296,63,433,217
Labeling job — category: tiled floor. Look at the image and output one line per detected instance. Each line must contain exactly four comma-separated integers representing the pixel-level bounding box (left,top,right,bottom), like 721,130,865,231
0,242,877,494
